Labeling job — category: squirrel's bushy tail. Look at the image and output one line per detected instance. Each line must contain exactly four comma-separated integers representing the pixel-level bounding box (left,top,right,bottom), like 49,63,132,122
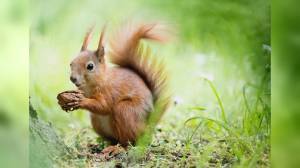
109,22,171,118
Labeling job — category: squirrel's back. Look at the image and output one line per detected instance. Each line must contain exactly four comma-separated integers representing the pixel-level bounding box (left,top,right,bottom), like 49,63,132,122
107,67,153,103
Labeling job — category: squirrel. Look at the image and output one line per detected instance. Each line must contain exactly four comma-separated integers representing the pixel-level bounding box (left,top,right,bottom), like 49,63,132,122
57,22,171,157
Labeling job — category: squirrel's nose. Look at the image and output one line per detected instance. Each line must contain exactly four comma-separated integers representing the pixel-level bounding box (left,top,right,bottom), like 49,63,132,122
70,76,77,84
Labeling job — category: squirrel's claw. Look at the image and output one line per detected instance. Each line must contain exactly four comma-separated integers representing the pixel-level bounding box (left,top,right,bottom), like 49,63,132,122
74,93,84,99
100,145,125,160
67,101,79,106
60,101,79,112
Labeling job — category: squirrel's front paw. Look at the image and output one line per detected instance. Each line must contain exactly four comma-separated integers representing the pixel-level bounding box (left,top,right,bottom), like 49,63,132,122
57,90,85,112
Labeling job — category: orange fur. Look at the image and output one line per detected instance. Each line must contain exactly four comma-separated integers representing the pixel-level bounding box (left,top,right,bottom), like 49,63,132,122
60,22,171,146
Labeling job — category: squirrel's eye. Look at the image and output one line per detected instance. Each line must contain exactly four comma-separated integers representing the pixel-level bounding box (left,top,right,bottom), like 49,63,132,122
86,63,94,71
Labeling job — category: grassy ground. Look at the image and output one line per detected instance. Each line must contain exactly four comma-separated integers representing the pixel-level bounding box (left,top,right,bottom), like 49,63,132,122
30,0,270,167
30,52,270,167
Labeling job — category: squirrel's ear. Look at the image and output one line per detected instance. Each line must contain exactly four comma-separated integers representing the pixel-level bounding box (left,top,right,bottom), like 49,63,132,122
81,26,94,51
96,25,106,61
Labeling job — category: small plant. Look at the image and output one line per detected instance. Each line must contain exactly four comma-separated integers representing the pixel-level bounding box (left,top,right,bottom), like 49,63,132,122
184,77,270,167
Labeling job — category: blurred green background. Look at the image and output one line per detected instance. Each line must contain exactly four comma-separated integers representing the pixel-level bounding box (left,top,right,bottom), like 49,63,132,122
29,0,271,167
0,0,28,167
4,0,300,167
272,0,300,167
0,0,274,167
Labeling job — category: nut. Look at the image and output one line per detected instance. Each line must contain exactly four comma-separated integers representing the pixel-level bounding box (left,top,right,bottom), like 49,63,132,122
57,90,81,105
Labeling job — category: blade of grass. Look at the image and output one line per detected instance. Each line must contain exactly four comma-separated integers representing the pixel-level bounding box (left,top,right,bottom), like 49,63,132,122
202,78,228,123
189,106,206,111
184,120,203,146
242,85,251,133
242,85,251,114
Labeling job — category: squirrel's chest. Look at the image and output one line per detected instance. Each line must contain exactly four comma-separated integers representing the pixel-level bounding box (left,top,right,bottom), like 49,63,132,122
90,114,114,138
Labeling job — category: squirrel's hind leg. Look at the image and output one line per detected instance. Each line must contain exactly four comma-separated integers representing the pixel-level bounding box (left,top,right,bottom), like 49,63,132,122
112,100,148,146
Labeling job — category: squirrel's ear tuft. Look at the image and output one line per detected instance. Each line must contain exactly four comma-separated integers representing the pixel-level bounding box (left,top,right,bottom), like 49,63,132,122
81,26,94,51
96,46,105,63
96,25,106,61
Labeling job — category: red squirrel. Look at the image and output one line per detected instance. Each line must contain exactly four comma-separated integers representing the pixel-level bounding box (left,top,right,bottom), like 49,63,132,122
57,22,170,155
